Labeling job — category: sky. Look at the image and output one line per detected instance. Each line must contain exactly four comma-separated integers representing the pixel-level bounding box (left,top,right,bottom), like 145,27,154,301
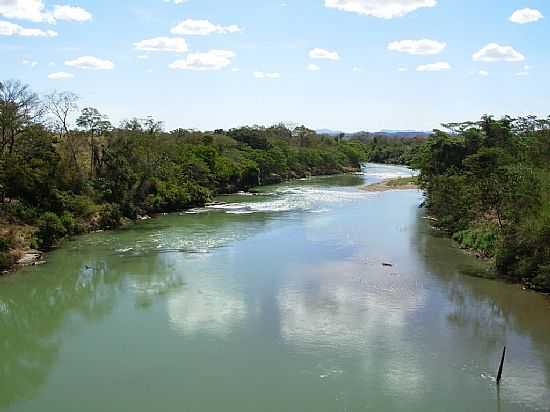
1,0,549,132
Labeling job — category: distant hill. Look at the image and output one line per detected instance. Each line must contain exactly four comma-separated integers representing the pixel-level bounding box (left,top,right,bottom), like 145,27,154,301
316,129,431,138
368,130,431,138
316,129,345,136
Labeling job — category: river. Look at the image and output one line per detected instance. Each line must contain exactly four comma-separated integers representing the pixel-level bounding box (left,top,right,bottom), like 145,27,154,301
1,164,549,412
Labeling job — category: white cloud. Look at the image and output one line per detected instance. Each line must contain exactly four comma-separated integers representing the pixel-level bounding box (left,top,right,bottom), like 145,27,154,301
0,20,57,36
416,61,450,71
352,66,361,72
253,72,281,79
388,39,446,55
171,19,241,35
22,59,38,66
163,0,189,4
169,50,235,71
65,56,114,70
479,70,489,76
516,71,529,76
309,48,339,60
307,63,320,71
509,8,543,24
0,0,50,22
52,5,92,22
134,37,188,53
48,71,73,79
397,67,408,72
473,43,525,63
0,1,91,23
325,0,437,19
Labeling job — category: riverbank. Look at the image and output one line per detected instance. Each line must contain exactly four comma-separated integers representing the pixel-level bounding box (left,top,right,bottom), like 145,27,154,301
1,167,361,275
362,176,419,192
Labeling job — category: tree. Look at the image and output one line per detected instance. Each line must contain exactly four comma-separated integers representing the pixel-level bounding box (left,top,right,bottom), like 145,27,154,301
76,107,112,177
293,126,316,147
0,80,43,156
44,91,81,180
44,91,79,137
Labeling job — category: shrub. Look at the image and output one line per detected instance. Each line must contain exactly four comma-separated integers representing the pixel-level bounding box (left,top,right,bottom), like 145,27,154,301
60,211,77,235
0,251,13,270
0,237,9,252
453,225,497,257
98,203,123,229
0,202,39,224
36,212,66,250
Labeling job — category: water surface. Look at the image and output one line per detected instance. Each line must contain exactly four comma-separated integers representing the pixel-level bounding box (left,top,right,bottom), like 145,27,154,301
1,164,549,411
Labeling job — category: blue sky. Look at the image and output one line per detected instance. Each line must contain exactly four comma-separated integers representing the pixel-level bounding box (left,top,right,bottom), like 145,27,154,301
1,0,549,131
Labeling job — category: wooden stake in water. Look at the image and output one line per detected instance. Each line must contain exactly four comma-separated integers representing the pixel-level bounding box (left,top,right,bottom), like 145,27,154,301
496,346,506,384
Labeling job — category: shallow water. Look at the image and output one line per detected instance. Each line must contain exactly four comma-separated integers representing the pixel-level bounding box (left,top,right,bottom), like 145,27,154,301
1,164,549,411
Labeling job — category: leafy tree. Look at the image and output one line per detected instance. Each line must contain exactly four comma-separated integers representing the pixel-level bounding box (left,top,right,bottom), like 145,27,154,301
76,107,112,177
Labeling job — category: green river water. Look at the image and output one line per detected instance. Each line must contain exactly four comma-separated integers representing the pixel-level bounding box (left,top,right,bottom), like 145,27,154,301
1,164,549,411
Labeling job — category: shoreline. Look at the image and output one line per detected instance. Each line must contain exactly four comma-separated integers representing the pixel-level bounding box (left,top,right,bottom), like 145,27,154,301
361,176,419,192
1,167,360,276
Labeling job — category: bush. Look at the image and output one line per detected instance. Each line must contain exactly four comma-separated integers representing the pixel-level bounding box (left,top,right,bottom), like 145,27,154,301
453,225,497,257
60,211,77,235
0,251,13,270
36,212,66,250
0,202,39,223
98,203,123,229
0,237,10,252
53,191,98,218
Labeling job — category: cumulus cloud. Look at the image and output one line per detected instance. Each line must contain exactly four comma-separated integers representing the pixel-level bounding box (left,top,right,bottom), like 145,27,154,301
473,43,525,63
48,71,73,79
253,72,281,79
509,8,543,24
65,56,114,70
416,61,450,71
325,0,437,19
0,20,57,36
388,39,446,55
169,50,235,71
134,37,188,53
307,63,320,71
0,0,50,22
309,48,339,60
22,59,38,66
0,0,92,23
52,5,92,22
171,19,241,35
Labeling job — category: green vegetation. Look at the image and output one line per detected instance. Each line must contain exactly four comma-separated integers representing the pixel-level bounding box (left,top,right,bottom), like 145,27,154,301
350,134,427,166
417,115,550,291
0,80,367,269
384,176,418,187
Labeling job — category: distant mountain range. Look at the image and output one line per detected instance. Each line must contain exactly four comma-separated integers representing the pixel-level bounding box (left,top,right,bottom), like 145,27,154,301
316,129,431,138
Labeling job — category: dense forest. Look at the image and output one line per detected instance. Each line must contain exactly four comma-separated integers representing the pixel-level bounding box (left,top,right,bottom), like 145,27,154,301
0,80,367,270
349,133,427,165
416,116,550,291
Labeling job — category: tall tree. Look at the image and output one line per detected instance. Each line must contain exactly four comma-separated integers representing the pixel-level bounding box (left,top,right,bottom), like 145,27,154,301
76,107,112,177
0,80,43,156
44,91,79,138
